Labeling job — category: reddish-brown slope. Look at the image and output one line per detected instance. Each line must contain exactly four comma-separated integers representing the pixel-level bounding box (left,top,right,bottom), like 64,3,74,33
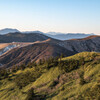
0,43,75,68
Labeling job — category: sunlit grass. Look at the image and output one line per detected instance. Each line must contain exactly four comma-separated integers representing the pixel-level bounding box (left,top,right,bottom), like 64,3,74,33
0,52,100,100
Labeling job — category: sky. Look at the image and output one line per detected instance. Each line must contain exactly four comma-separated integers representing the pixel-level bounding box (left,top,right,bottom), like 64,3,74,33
0,0,100,34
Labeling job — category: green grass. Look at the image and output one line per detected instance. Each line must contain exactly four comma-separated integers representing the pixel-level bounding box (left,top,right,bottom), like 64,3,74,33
33,67,61,87
0,52,100,100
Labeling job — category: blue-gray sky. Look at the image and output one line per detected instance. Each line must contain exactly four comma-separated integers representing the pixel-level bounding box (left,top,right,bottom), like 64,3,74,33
0,0,100,34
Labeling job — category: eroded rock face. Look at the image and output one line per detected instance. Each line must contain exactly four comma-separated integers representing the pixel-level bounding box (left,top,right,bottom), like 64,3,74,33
0,44,17,67
0,45,17,56
45,36,100,53
41,36,100,53
62,36,100,52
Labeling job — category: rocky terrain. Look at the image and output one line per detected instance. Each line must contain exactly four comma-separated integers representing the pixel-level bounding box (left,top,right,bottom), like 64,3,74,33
0,35,100,68
40,35,100,53
0,43,75,68
63,35,100,52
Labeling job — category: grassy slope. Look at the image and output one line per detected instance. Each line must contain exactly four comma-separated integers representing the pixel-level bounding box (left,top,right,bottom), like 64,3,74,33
0,52,100,100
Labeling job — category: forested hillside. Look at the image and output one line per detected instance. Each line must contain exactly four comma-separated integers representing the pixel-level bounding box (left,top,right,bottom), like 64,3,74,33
0,52,100,100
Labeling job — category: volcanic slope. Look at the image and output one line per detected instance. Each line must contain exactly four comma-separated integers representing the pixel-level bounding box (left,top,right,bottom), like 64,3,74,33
0,42,75,68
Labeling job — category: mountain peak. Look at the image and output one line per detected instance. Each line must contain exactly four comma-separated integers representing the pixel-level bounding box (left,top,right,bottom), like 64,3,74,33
0,28,20,35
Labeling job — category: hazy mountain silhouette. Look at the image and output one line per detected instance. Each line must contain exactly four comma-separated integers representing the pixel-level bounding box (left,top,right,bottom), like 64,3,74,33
45,32,94,40
0,28,94,40
0,28,20,35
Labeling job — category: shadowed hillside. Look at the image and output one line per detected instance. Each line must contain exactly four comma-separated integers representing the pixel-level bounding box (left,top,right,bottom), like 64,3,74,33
0,43,75,68
0,32,50,43
63,35,100,52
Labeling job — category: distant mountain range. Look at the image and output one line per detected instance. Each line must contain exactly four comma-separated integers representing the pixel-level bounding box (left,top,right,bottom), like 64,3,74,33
45,32,94,40
0,28,94,40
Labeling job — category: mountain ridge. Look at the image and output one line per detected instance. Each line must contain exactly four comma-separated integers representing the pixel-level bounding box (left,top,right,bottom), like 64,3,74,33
69,35,100,41
0,43,75,68
0,35,100,68
0,32,50,43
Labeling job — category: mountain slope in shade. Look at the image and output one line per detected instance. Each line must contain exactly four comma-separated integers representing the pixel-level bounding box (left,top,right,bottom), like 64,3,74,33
32,35,100,53
0,43,75,68
63,35,100,52
0,28,20,35
0,32,50,43
39,35,100,53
